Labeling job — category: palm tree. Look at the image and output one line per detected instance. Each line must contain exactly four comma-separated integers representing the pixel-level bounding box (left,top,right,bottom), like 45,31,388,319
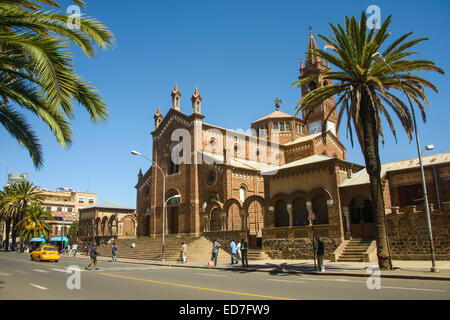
3,181,43,248
0,187,17,250
0,0,115,168
15,204,53,243
292,13,444,270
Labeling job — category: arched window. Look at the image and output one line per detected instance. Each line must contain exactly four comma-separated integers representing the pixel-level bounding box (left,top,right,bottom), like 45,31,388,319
239,186,246,202
308,82,317,92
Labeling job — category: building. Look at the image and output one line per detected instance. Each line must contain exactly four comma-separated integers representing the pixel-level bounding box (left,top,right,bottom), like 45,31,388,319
135,31,449,261
37,188,98,237
78,201,136,243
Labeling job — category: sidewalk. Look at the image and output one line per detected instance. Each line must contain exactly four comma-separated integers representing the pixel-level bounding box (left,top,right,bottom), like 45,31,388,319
67,253,450,281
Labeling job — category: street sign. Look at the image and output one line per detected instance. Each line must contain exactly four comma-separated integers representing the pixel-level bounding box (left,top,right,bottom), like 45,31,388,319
308,211,317,221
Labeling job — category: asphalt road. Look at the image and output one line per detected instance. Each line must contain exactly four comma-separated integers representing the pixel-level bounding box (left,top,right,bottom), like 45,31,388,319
0,252,449,301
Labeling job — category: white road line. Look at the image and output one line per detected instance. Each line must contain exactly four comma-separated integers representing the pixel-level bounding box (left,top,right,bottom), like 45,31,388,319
33,269,49,273
381,286,447,293
266,279,307,284
51,268,67,273
195,273,227,277
0,272,11,276
30,284,48,290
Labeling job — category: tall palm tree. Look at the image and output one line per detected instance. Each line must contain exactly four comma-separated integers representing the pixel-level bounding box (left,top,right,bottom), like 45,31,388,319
0,187,17,250
15,204,53,243
0,0,115,168
292,13,444,270
3,181,43,248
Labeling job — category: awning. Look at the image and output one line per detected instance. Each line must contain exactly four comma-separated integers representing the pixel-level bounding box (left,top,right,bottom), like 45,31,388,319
30,238,45,243
50,237,68,242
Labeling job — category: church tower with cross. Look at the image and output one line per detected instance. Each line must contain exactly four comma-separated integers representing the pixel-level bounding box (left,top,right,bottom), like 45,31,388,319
299,28,338,137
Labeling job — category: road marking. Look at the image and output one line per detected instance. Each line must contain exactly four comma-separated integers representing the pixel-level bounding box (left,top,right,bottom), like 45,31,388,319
266,279,307,284
99,272,295,300
0,272,11,276
196,273,227,277
51,268,67,273
14,270,30,275
381,286,446,292
34,269,49,273
30,284,48,290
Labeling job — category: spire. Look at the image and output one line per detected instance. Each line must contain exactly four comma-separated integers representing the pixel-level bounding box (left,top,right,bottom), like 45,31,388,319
306,27,322,66
171,83,181,111
154,105,163,128
191,86,202,114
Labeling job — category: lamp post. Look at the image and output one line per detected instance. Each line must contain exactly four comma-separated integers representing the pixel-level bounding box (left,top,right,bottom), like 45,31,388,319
131,150,167,261
371,52,438,272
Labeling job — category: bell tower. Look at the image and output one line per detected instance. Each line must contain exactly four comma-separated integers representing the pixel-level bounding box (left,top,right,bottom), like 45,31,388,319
154,105,163,128
299,28,337,136
191,87,202,114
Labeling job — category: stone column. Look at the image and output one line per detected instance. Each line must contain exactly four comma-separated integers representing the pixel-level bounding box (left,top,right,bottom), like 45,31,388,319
220,211,227,231
342,207,350,232
287,203,293,227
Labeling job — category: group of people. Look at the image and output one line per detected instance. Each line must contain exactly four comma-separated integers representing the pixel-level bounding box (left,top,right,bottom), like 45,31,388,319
209,238,249,268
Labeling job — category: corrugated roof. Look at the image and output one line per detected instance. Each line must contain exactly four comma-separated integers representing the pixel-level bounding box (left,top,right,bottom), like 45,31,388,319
201,151,278,172
79,201,135,211
283,132,322,146
339,152,450,188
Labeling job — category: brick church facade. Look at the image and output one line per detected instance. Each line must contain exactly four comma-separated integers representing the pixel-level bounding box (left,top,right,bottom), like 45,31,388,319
135,32,450,260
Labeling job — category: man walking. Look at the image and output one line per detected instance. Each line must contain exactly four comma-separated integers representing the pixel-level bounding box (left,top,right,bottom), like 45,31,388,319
229,240,238,265
211,240,221,267
236,240,242,262
72,243,78,257
240,238,248,268
112,242,118,262
85,243,100,270
315,237,325,272
180,242,188,263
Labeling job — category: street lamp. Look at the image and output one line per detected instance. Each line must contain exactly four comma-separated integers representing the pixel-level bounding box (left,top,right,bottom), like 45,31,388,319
131,150,167,261
372,52,438,273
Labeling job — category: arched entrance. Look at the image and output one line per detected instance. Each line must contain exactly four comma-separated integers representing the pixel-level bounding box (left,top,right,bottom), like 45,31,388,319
166,189,181,235
349,196,375,238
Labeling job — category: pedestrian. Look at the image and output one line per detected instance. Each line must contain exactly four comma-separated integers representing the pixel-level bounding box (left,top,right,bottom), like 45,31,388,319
210,239,221,267
179,242,187,263
240,238,248,267
85,243,100,270
130,241,136,249
85,244,90,256
112,242,118,262
229,240,238,265
72,243,78,257
236,239,242,261
315,237,325,272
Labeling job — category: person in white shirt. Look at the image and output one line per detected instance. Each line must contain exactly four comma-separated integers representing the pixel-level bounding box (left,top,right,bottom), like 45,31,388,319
72,243,78,257
236,240,242,261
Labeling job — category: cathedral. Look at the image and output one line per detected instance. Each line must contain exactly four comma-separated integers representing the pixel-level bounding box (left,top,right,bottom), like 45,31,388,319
135,32,450,261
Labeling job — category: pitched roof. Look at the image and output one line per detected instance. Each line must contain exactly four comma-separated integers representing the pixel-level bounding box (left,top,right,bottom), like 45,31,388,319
253,110,293,123
339,152,450,188
260,154,334,176
79,201,135,212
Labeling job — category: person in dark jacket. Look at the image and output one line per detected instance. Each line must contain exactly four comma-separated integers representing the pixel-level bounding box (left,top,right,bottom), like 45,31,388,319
315,237,325,272
240,238,249,268
85,244,100,270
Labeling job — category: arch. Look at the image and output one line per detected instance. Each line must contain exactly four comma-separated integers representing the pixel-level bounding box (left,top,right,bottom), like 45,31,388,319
165,188,182,205
288,190,309,204
269,193,289,207
223,198,242,212
101,216,109,236
122,215,136,236
95,218,101,236
204,201,223,217
243,195,265,212
310,187,333,201
109,215,118,236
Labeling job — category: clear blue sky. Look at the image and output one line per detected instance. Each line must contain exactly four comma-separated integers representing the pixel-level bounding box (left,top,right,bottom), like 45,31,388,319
1,0,449,208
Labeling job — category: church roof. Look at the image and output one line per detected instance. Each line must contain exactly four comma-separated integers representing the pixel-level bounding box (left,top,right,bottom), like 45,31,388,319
253,110,293,123
339,152,450,188
260,154,334,176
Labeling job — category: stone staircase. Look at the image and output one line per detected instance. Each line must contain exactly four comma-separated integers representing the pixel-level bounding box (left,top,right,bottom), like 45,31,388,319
247,249,271,261
337,238,374,262
94,235,231,262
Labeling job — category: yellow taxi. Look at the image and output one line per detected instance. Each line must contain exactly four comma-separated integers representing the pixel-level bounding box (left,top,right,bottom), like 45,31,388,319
30,245,60,262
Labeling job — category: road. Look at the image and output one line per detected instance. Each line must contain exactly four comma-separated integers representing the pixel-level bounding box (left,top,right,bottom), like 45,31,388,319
0,252,449,301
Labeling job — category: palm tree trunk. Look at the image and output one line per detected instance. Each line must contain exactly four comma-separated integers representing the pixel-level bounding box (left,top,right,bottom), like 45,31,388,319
4,218,11,251
360,98,392,271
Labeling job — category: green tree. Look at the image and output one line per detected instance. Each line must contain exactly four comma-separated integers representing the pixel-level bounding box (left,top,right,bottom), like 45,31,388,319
15,204,53,243
0,0,115,168
1,181,43,248
67,221,78,238
293,13,443,270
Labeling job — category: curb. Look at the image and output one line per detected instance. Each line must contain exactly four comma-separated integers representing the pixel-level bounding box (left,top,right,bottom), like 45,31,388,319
66,254,450,282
